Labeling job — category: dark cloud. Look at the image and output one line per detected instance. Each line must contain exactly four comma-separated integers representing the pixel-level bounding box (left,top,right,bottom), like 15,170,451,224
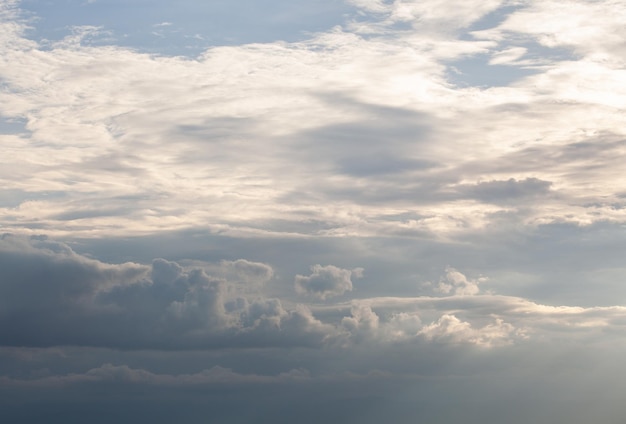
3,342,626,424
2,235,626,423
335,155,437,177
0,235,332,349
459,177,553,203
472,135,626,176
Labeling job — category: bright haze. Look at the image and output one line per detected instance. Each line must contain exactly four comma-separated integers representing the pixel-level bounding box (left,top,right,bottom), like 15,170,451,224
1,0,626,422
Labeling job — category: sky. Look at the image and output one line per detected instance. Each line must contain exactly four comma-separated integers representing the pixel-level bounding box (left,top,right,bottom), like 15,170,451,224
1,0,626,422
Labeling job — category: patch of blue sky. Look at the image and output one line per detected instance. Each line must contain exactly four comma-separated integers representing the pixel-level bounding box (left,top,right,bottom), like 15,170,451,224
0,116,28,135
446,55,538,88
447,40,575,88
464,4,522,35
445,2,579,88
19,0,358,56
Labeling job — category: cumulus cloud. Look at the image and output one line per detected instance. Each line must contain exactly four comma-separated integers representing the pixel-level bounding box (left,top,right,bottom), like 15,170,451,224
340,303,425,343
0,235,333,349
179,258,274,291
295,264,364,299
418,314,517,347
4,235,623,351
433,267,484,296
0,235,563,352
341,303,380,341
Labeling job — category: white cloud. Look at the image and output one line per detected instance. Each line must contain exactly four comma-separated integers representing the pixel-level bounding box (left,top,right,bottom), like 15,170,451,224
0,0,624,242
489,46,528,65
418,314,517,347
495,0,626,62
347,0,390,13
390,0,504,31
434,267,484,296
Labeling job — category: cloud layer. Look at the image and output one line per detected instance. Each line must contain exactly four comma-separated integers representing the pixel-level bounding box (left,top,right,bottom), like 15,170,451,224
3,234,624,352
2,234,626,422
1,0,625,241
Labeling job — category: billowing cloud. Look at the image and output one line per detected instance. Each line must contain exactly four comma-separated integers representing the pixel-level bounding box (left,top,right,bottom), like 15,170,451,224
6,234,619,353
295,264,363,299
0,235,332,349
418,314,517,347
433,267,484,296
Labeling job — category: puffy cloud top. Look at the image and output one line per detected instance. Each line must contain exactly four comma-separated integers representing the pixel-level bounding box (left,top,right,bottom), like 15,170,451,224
295,264,364,299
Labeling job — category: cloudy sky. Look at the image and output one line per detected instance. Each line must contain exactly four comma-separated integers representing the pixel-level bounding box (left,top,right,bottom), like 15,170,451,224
2,0,626,422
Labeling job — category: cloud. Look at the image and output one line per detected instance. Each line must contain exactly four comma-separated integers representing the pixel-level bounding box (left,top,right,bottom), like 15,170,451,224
433,267,484,296
1,1,626,421
490,0,626,62
340,303,380,341
0,235,333,349
418,314,517,347
3,233,626,423
295,264,364,299
0,235,564,352
459,177,553,204
340,303,427,344
1,0,624,245
0,363,312,388
5,234,625,352
218,259,274,284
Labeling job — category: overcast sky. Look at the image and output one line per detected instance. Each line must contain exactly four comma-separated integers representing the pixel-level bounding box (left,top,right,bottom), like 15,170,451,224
2,0,626,422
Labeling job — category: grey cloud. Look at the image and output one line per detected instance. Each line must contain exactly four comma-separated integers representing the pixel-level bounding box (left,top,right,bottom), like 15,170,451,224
289,102,436,180
0,234,148,305
4,349,626,424
4,333,625,424
0,363,312,388
0,235,333,349
220,259,274,283
472,135,626,176
0,235,550,351
65,222,626,308
295,264,363,300
335,155,437,177
459,177,553,203
172,258,274,288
